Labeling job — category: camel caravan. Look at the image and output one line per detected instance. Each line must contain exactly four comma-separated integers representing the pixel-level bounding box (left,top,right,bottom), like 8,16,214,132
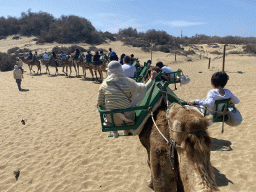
97,64,242,191
18,48,109,81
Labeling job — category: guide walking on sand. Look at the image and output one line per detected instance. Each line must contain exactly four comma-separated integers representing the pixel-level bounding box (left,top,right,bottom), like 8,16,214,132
13,65,23,91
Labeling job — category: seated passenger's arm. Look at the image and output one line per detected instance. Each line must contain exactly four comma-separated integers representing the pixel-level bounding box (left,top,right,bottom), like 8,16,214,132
97,88,105,107
230,91,240,104
195,91,215,108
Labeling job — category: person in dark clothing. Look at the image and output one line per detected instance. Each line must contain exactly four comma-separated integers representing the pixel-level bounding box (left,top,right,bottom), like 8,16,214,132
52,52,57,59
28,51,33,60
93,51,101,61
74,49,80,59
130,54,135,64
110,51,119,61
120,54,125,65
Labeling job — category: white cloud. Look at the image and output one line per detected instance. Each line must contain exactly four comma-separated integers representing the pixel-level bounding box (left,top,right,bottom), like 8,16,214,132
155,20,205,27
92,13,143,33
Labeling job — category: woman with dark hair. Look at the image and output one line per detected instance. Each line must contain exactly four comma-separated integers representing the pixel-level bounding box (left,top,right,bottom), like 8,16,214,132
189,71,240,114
119,54,125,65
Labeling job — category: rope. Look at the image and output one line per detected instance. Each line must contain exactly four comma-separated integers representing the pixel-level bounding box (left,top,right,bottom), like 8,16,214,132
150,111,169,144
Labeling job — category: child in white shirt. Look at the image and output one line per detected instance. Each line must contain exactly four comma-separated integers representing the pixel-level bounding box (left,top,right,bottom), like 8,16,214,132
189,71,240,114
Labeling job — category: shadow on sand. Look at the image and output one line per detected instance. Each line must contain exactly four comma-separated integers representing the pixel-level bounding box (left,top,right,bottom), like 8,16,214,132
80,77,95,81
19,89,29,92
226,71,245,74
30,73,43,76
211,138,233,151
213,166,234,187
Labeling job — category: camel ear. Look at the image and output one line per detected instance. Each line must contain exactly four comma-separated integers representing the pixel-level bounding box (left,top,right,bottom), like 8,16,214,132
204,115,213,126
172,120,182,132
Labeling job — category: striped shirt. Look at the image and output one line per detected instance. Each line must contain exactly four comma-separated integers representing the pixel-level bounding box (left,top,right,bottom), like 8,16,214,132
97,80,132,110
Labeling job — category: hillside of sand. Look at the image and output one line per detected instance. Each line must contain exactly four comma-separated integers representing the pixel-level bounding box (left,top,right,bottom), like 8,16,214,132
0,36,256,192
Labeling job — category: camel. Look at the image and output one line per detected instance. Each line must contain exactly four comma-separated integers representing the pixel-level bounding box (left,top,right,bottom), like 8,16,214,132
41,58,58,75
19,56,41,74
89,55,109,82
84,54,108,82
60,56,77,77
72,54,85,77
139,101,219,192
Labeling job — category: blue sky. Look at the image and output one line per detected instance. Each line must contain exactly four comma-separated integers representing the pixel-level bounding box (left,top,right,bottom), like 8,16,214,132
1,0,255,37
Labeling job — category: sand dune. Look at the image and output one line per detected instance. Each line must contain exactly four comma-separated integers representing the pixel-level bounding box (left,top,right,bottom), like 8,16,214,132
0,37,255,191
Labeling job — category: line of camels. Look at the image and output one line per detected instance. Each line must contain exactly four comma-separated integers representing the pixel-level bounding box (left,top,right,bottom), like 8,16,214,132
19,53,108,82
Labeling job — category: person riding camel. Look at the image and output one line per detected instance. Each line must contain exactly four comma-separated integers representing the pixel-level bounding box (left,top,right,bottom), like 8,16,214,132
52,52,57,60
74,49,80,59
60,51,66,60
108,48,112,57
86,50,92,63
97,61,157,138
93,51,101,63
27,51,33,60
110,51,118,61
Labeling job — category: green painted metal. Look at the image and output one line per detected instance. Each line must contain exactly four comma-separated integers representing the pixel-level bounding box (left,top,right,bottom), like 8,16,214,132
209,98,231,122
98,80,183,133
98,69,231,136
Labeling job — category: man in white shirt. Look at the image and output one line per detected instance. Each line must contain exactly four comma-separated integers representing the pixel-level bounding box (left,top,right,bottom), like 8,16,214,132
122,56,136,78
43,52,49,59
156,61,175,80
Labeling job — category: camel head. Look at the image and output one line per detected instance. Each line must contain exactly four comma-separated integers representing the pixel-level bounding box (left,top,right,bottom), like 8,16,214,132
167,102,213,151
167,103,219,191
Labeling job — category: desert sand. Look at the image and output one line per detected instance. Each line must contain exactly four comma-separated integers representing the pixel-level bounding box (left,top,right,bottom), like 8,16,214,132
0,36,255,192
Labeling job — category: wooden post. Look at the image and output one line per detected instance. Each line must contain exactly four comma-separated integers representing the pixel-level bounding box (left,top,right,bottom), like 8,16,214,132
200,54,201,59
208,58,211,69
151,40,153,63
222,45,226,72
175,52,177,61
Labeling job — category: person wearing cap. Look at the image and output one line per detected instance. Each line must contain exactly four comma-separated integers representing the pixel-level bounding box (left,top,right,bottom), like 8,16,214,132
13,65,23,91
110,51,119,61
97,61,157,138
156,61,175,80
122,56,136,78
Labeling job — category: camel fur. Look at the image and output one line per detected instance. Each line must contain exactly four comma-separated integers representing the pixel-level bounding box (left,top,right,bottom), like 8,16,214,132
19,56,41,74
139,101,219,192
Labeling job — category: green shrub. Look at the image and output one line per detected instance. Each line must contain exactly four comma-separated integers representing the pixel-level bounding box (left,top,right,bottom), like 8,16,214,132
158,45,170,53
243,44,256,54
184,49,196,55
14,48,30,56
209,51,222,55
12,36,20,40
52,45,87,54
0,52,17,71
7,47,19,54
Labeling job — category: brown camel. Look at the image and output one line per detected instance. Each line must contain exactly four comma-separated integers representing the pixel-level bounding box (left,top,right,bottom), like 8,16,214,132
41,58,58,75
89,63,103,82
139,101,219,192
72,55,84,77
60,57,77,77
19,56,41,74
